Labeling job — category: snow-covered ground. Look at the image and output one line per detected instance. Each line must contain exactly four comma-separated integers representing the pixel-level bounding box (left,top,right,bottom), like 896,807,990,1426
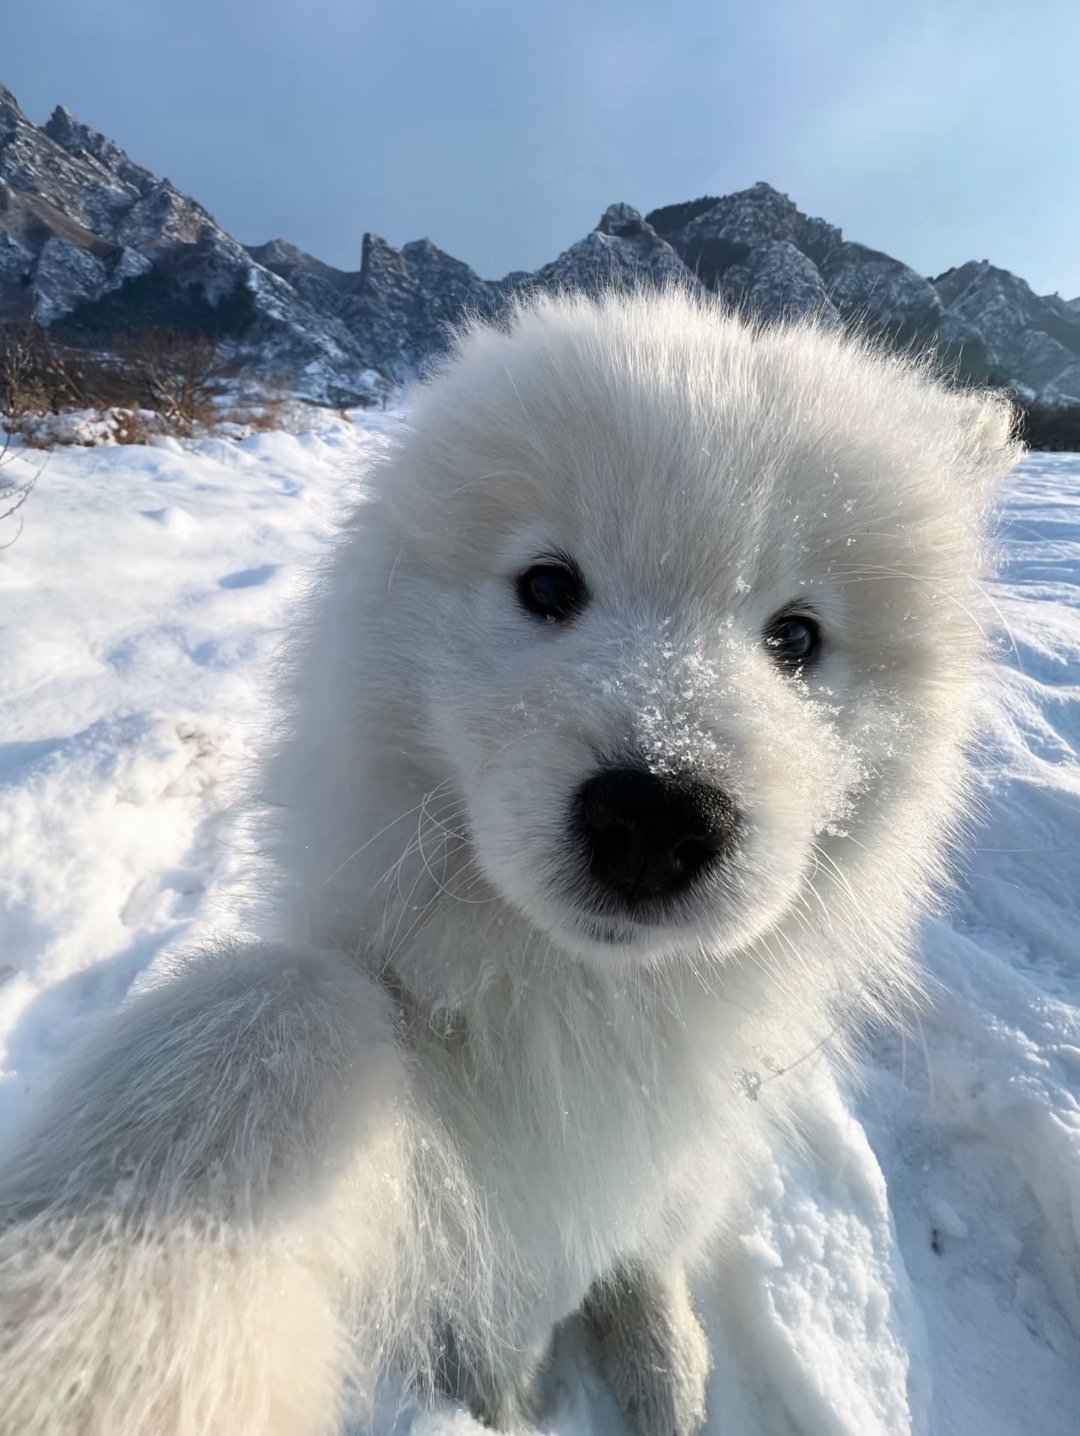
0,423,1077,1436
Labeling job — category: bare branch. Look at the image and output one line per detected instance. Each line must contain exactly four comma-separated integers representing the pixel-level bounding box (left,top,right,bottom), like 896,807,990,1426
0,427,45,551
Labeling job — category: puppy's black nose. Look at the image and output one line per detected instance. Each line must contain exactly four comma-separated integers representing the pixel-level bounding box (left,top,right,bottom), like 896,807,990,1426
574,767,738,906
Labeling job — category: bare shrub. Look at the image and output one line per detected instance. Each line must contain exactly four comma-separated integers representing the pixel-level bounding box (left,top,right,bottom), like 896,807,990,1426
1,323,55,417
0,321,145,421
112,409,152,445
0,321,295,447
115,332,226,436
0,429,42,549
220,396,291,433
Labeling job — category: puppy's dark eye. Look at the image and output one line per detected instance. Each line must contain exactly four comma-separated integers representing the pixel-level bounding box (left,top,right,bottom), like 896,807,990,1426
515,560,587,623
764,613,821,670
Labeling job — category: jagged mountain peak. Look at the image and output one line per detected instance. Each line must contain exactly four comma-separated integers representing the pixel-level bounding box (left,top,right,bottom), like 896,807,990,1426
0,83,29,126
43,104,91,147
597,202,652,236
43,103,158,196
248,237,321,268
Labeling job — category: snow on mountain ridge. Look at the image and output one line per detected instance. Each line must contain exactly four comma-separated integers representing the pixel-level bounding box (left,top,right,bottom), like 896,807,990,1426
2,80,1080,407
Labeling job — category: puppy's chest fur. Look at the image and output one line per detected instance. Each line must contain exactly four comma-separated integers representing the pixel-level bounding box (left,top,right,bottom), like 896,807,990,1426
391,962,744,1337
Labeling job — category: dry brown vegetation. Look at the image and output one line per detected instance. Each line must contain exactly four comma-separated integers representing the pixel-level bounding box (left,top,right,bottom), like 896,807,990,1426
0,322,232,443
113,331,224,436
1,322,123,417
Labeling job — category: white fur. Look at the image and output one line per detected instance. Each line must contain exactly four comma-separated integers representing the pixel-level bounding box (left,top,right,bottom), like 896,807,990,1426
0,290,1020,1434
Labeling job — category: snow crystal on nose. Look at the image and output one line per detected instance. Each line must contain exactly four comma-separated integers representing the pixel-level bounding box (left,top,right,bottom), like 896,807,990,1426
605,635,741,777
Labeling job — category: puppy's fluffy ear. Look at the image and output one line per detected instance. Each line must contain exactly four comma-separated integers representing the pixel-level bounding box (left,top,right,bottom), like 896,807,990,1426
955,388,1024,497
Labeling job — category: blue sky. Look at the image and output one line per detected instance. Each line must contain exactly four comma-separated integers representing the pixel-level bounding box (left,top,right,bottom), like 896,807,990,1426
5,1,1079,295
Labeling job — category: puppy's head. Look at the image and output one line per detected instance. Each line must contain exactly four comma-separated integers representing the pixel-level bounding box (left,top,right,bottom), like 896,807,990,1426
373,291,1019,969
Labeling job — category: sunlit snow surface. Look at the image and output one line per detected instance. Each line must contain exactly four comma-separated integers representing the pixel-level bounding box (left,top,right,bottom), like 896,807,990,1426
0,425,1077,1436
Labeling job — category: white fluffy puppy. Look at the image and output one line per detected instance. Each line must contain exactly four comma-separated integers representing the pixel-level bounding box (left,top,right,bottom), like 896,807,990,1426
0,291,1019,1436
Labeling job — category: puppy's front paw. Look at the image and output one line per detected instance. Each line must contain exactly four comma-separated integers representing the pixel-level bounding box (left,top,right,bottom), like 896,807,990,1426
584,1264,710,1436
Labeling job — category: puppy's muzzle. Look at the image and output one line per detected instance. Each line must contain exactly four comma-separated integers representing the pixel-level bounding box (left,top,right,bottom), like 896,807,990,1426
573,767,739,908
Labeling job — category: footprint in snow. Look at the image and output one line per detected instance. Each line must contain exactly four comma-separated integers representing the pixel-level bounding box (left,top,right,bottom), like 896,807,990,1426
218,563,279,590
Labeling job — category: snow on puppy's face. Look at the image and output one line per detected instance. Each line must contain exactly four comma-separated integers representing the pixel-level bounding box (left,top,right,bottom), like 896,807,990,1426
382,292,1017,969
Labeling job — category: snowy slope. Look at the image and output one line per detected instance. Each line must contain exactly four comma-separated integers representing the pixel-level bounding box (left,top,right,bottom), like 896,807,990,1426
0,414,401,1123
0,428,1077,1436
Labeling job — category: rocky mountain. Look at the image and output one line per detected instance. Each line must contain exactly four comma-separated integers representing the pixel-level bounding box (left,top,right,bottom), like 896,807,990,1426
0,84,383,403
3,81,1079,407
